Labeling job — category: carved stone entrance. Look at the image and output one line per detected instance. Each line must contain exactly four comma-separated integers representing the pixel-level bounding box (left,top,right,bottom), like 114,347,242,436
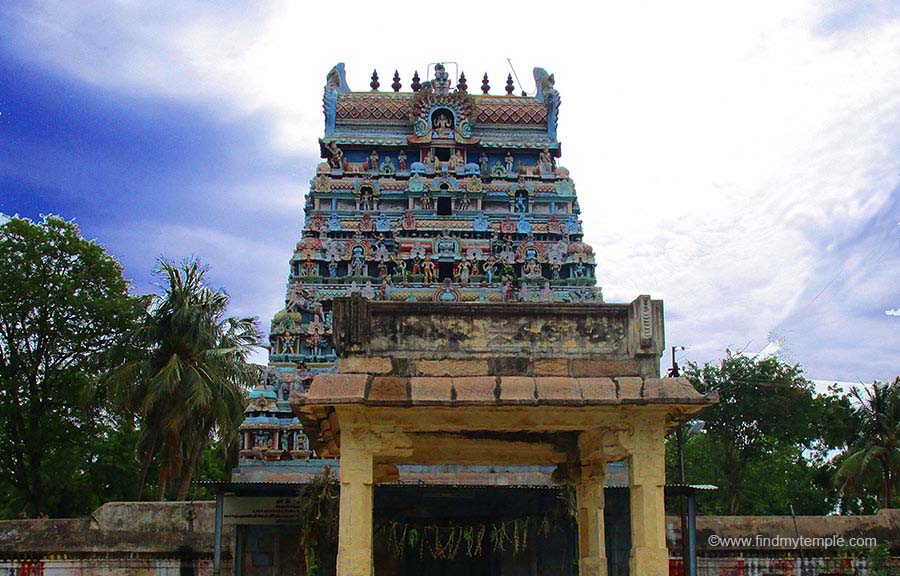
294,294,716,576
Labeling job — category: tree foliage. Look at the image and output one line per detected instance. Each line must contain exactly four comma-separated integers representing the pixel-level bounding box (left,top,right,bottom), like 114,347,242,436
836,378,900,510
0,216,143,517
669,351,853,515
108,258,259,500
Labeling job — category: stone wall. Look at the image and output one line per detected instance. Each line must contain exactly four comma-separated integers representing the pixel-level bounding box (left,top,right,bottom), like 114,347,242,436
0,501,233,576
0,502,896,575
667,509,900,576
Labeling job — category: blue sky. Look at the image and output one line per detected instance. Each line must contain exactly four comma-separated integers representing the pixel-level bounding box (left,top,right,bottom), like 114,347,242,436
1,1,898,383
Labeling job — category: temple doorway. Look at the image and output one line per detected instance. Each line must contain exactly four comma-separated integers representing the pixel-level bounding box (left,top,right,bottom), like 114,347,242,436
373,485,577,576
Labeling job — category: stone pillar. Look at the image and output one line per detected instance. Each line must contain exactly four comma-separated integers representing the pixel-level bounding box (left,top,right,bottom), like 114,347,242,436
576,461,607,576
337,429,374,576
629,421,668,576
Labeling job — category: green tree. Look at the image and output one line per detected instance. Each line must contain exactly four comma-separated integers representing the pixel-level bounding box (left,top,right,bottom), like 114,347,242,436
835,378,900,510
109,258,259,500
0,216,143,517
669,351,853,515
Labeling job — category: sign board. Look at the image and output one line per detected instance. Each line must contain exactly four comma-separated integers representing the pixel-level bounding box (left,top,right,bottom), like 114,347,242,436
222,496,303,525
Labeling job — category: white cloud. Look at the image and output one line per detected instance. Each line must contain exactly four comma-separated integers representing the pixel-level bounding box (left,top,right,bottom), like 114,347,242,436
5,1,900,380
887,308,900,317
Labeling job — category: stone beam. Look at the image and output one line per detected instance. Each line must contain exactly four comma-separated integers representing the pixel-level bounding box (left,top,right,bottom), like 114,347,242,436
395,433,572,466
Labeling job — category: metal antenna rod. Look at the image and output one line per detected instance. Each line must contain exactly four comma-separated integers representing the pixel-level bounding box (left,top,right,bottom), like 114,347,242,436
506,57,528,96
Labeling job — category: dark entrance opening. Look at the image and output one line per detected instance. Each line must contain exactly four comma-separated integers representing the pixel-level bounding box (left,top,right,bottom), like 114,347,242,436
374,485,578,576
437,196,452,216
435,147,452,161
438,261,454,281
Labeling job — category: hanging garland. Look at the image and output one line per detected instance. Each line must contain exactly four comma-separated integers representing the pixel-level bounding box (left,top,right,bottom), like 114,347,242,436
376,513,563,561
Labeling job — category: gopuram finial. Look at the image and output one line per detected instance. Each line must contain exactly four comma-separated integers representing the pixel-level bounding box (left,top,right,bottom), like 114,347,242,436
505,74,515,95
457,71,468,92
433,63,451,94
392,70,402,92
411,71,421,92
370,69,380,91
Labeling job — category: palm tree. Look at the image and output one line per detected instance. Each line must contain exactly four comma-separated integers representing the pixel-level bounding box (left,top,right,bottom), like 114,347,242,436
109,258,260,500
836,378,900,509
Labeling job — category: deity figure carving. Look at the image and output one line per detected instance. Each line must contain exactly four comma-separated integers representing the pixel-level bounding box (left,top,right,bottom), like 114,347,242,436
503,280,515,302
491,161,507,178
483,258,499,284
359,188,373,211
307,324,324,357
457,191,470,211
458,259,471,284
290,282,314,309
422,256,435,285
398,150,407,171
518,283,532,302
280,328,296,355
311,301,325,324
515,194,528,213
432,111,453,138
504,152,514,174
420,191,432,210
433,63,451,93
369,150,379,171
325,141,343,169
539,146,555,170
393,255,407,280
362,281,376,299
349,247,366,276
301,257,318,277
375,212,391,233
479,152,489,175
522,258,541,279
539,281,554,302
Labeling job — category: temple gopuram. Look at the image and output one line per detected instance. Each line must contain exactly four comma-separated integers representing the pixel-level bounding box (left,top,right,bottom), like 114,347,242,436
224,63,717,576
238,62,597,469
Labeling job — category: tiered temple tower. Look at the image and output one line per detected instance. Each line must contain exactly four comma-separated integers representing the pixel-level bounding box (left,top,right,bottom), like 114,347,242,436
238,62,600,463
